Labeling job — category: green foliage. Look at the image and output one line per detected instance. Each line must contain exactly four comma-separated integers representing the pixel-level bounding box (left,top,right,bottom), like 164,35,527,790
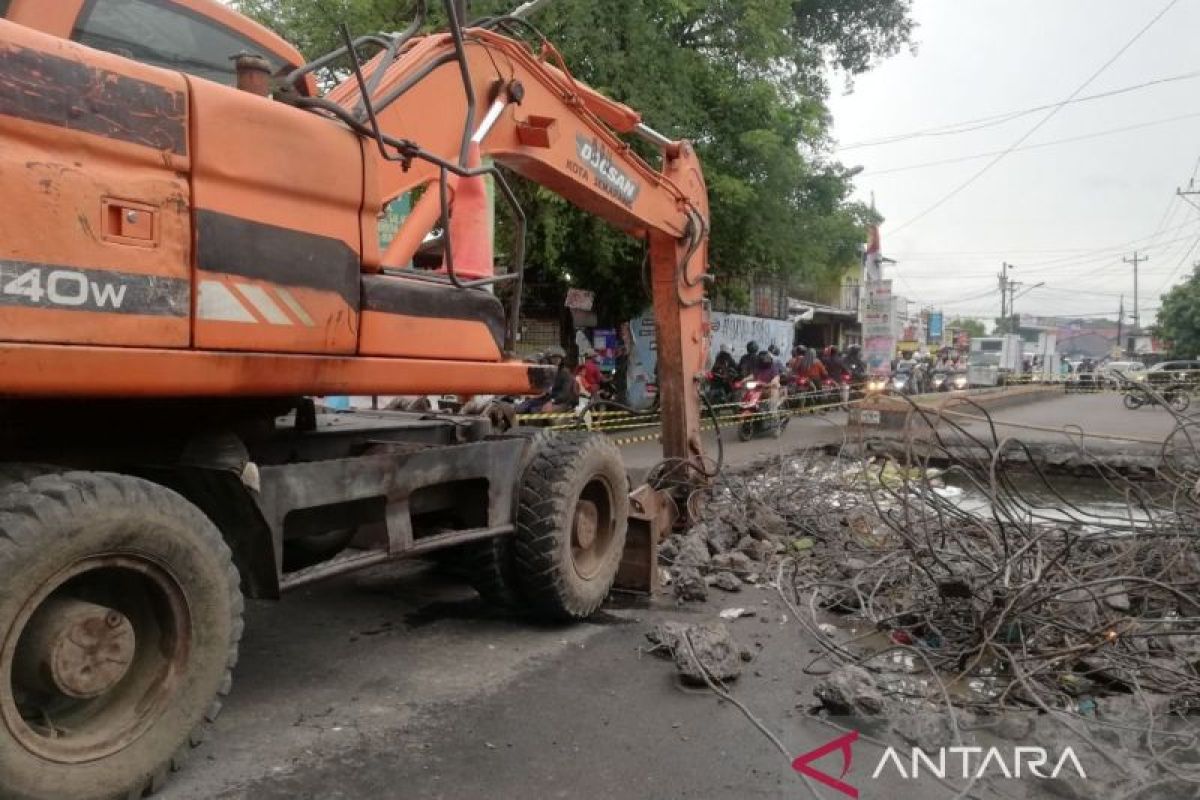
951,318,987,338
232,0,914,323
1155,267,1200,358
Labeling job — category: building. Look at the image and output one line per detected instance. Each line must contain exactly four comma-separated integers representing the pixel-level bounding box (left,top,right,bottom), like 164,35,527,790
789,269,863,350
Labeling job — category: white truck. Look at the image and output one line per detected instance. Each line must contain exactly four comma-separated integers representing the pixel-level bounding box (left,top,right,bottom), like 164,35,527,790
967,335,1024,387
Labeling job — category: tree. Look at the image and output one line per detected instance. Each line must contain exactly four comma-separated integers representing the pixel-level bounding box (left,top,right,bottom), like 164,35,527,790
1155,267,1200,357
951,318,987,338
233,0,915,323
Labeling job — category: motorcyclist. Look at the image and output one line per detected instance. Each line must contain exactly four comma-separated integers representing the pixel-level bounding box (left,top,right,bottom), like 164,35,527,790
787,345,804,373
823,345,847,379
548,347,577,410
751,349,783,414
795,347,828,401
768,343,784,372
712,344,738,379
844,345,867,381
709,345,739,404
576,350,604,398
738,340,761,377
516,347,573,413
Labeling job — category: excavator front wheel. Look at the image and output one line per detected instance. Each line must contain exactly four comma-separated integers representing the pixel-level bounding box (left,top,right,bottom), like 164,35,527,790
0,472,242,800
513,432,629,620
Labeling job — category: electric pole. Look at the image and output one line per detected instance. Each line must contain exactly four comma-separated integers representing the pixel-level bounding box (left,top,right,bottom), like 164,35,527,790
998,262,1011,330
1117,294,1124,358
1124,251,1148,332
1008,280,1020,332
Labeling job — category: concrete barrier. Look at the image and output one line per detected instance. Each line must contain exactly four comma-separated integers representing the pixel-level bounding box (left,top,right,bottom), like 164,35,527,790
847,385,1064,432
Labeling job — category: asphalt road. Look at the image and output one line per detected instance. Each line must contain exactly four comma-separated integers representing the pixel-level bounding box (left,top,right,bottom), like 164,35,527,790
157,393,1138,800
944,390,1182,445
160,563,976,800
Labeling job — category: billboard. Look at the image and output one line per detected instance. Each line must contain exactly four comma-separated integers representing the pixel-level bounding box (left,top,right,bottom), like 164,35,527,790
928,311,943,342
862,280,894,374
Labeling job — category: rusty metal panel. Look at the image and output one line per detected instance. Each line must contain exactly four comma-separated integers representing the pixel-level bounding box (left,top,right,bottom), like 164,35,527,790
614,484,676,594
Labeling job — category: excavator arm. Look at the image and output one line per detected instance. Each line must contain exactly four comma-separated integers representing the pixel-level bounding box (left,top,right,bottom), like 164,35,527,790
303,7,712,477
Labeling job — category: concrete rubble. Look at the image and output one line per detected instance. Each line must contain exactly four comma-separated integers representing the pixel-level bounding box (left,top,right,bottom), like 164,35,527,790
646,621,743,685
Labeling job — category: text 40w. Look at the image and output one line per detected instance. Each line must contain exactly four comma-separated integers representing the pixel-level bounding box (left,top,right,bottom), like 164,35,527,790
3,268,127,310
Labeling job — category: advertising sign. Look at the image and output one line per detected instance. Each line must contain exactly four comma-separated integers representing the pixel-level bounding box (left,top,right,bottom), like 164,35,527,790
861,279,894,375
928,311,944,342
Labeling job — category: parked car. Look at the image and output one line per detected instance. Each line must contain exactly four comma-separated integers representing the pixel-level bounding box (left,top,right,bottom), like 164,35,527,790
1145,360,1200,388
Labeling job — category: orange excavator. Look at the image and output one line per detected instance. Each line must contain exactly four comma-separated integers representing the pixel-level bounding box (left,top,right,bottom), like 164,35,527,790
0,1,709,797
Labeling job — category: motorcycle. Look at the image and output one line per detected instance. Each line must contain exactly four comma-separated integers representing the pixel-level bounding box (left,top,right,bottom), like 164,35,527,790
891,369,916,395
1123,381,1190,412
704,370,739,408
735,379,789,441
836,371,852,404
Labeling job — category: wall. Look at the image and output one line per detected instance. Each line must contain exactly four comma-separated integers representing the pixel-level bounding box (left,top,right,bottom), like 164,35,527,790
625,310,795,409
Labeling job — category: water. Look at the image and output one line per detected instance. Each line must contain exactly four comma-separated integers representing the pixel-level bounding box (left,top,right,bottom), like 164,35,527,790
939,470,1157,530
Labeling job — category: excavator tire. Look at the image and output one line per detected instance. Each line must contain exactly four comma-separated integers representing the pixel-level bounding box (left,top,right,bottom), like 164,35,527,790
0,472,242,800
452,428,550,607
513,432,628,620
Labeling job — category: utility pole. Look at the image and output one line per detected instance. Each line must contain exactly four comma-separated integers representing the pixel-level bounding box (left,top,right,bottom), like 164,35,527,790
998,262,1011,330
1008,280,1020,332
1117,294,1124,358
1124,251,1148,333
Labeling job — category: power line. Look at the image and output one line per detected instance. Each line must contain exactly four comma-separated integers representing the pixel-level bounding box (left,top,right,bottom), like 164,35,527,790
885,222,1200,281
838,68,1200,150
865,111,1200,177
888,0,1182,237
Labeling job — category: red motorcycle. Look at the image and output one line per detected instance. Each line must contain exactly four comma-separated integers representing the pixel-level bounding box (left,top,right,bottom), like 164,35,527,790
735,379,789,441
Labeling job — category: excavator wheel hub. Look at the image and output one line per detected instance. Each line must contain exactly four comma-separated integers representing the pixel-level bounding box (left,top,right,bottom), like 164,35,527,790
16,598,135,700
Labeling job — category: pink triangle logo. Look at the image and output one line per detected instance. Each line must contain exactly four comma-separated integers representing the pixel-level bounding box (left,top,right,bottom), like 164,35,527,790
791,730,860,799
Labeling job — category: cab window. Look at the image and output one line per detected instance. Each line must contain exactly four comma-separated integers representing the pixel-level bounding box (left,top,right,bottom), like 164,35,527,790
71,0,285,86
0,1,11,18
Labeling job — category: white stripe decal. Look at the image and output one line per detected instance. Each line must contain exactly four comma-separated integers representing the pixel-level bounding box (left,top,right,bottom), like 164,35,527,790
198,280,256,323
274,287,316,327
235,283,291,325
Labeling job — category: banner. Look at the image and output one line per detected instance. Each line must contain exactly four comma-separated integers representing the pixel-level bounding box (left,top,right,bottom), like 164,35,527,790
861,279,894,375
928,311,944,342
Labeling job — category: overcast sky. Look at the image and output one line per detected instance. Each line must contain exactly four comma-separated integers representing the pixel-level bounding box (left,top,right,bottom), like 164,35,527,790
827,0,1200,325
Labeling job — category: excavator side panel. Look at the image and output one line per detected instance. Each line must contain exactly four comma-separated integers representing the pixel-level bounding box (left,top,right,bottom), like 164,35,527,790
187,78,363,354
0,21,192,348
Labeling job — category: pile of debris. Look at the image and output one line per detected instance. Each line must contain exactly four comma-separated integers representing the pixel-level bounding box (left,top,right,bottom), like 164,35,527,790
659,455,855,603
651,406,1200,795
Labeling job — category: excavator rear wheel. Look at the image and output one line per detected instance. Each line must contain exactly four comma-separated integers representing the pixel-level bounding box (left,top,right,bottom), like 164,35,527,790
0,472,242,800
513,432,628,620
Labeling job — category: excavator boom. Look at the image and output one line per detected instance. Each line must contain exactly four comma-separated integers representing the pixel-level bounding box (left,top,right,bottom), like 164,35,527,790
315,12,711,471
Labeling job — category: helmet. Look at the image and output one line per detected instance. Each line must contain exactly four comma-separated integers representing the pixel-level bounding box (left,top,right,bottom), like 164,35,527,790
720,344,730,354
793,346,805,357
746,341,759,355
756,351,773,368
848,344,861,356
768,344,780,356
546,346,566,360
